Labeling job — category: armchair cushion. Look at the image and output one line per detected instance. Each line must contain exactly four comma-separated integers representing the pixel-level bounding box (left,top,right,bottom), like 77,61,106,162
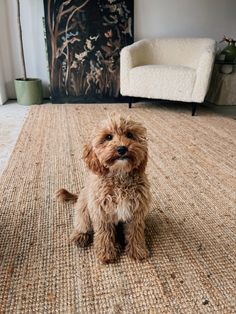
130,65,196,102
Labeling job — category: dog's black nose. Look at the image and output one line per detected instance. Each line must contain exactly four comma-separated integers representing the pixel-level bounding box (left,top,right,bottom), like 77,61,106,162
117,146,127,155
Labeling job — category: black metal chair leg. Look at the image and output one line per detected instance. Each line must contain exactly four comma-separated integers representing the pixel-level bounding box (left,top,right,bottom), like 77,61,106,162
128,97,132,108
192,103,197,116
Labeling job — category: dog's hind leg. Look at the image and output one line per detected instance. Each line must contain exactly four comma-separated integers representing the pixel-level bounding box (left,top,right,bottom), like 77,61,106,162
70,189,92,247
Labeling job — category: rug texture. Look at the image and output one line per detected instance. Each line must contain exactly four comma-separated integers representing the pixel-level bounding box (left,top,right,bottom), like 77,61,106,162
0,104,235,313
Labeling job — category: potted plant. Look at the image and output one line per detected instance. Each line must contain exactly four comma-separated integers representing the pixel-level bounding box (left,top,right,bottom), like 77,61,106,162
14,0,43,105
219,36,236,62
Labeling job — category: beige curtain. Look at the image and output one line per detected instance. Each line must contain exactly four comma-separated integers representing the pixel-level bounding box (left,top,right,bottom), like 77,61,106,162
0,1,8,105
0,52,7,105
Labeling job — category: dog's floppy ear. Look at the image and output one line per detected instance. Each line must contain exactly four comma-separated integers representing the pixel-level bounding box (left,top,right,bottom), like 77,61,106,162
136,151,148,174
83,143,107,176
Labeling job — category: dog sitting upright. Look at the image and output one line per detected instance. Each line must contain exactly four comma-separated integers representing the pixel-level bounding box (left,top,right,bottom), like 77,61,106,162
57,115,150,263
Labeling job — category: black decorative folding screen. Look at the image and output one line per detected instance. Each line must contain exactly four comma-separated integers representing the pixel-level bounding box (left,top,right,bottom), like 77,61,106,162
44,0,134,103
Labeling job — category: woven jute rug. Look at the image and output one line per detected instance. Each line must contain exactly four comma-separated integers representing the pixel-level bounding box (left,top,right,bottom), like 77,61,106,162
0,103,235,313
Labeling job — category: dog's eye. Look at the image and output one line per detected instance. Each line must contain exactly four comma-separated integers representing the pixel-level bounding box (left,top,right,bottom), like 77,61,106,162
126,132,134,139
106,134,113,141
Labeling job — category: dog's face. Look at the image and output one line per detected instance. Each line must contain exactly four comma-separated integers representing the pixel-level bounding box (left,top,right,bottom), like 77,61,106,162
83,115,148,175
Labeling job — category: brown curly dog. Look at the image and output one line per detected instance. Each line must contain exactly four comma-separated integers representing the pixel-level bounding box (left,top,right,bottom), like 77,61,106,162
56,115,150,264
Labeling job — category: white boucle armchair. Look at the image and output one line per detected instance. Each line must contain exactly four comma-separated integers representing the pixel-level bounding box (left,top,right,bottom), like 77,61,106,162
120,38,216,115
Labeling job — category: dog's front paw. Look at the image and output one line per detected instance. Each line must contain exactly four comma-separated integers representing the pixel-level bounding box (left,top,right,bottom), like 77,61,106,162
96,247,118,264
70,231,91,247
126,244,149,260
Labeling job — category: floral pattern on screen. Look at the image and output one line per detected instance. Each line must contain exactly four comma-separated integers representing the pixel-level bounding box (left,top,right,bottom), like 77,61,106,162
44,0,134,102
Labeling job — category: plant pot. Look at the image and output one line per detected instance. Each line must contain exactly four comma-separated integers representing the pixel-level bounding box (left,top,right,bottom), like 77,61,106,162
14,78,43,105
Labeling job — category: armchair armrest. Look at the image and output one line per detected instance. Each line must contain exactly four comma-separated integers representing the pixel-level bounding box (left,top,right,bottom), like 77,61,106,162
120,40,150,95
192,40,216,102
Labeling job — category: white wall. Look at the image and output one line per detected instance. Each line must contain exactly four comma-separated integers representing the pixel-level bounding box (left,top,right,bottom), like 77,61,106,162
3,0,236,99
135,0,236,40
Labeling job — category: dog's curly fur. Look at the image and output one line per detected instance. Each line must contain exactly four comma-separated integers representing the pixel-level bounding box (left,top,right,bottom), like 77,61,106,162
57,115,150,263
